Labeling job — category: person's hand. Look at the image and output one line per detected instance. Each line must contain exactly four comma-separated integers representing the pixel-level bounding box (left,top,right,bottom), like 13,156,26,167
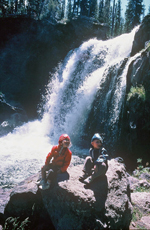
94,165,98,173
57,168,62,174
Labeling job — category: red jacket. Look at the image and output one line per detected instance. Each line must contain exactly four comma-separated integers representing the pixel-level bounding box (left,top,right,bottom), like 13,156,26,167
45,145,72,172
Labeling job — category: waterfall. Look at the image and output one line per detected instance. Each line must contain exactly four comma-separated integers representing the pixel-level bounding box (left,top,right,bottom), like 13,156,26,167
41,26,139,145
0,26,139,189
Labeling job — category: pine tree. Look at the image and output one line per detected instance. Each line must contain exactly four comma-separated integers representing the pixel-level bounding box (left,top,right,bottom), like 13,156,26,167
98,0,104,22
111,0,115,36
89,0,97,17
80,0,88,16
125,0,144,32
114,0,122,36
103,0,111,24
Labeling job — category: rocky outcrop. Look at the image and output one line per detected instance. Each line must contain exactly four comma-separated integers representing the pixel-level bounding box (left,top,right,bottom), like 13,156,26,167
0,94,27,137
41,159,132,230
0,159,133,230
120,23,150,168
130,192,150,230
131,14,150,56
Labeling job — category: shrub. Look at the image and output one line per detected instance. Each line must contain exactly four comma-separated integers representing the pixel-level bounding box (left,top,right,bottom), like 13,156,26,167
127,85,146,102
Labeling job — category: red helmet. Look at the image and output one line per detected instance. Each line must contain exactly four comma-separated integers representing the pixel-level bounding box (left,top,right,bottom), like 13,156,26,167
58,134,70,143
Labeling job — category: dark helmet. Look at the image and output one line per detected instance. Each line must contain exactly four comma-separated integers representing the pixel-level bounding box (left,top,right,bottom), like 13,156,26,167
91,133,103,143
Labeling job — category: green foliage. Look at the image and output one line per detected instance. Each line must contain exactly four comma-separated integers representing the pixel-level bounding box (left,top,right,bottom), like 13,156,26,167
145,41,150,51
3,217,30,230
0,0,147,38
127,85,146,102
133,158,150,177
134,186,150,192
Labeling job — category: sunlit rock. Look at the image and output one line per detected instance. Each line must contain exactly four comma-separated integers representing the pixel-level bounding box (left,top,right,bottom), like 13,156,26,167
1,159,133,229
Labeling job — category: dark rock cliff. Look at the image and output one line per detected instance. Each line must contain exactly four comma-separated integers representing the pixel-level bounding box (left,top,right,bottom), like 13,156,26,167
131,15,150,56
119,15,150,169
0,16,108,121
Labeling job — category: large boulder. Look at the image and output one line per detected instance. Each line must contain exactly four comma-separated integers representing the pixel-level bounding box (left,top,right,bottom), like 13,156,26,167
41,159,132,229
3,173,55,230
1,159,132,229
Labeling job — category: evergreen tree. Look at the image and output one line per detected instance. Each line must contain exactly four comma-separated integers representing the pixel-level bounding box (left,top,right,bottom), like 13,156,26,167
73,0,80,16
111,0,115,36
67,0,72,19
89,0,97,17
114,0,122,36
103,0,111,24
80,0,88,16
125,0,144,32
98,0,104,22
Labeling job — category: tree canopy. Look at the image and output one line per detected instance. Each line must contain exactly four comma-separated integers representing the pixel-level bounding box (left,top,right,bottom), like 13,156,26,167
0,0,148,36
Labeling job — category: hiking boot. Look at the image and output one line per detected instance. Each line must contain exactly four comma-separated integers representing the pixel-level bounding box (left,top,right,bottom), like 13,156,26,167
35,179,45,186
39,181,50,190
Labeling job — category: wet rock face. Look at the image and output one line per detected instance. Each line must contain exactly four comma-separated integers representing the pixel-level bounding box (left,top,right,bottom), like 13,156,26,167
121,44,150,167
1,159,132,230
131,14,150,56
0,94,27,137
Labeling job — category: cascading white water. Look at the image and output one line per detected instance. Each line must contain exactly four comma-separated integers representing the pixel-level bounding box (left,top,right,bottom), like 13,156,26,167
0,26,139,190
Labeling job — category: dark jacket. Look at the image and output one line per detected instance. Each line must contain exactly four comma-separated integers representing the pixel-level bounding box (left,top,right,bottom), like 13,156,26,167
89,147,109,165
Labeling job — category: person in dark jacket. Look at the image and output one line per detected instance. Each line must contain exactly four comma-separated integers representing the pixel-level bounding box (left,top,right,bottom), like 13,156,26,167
79,133,109,184
37,134,72,190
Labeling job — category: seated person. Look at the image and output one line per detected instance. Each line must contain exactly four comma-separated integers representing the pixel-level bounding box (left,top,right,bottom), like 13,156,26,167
79,133,109,184
37,134,72,190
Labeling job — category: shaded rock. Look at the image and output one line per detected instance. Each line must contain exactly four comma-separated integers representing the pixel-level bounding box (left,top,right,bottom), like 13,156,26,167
3,173,55,230
0,188,10,215
131,14,150,56
0,94,27,136
41,159,132,229
120,42,150,168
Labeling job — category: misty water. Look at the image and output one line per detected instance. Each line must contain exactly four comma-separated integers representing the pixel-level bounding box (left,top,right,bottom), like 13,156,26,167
0,27,139,190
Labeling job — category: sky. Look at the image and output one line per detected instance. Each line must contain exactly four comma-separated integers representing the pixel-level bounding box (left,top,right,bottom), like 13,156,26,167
121,0,150,17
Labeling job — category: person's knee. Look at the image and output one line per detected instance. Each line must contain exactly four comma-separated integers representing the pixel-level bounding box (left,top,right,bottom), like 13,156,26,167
86,156,93,162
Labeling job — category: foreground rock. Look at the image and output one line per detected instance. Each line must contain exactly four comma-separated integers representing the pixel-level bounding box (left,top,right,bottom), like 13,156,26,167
130,192,150,230
42,159,132,229
0,159,133,229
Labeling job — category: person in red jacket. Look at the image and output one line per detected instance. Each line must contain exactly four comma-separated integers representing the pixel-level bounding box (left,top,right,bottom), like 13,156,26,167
37,134,72,190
